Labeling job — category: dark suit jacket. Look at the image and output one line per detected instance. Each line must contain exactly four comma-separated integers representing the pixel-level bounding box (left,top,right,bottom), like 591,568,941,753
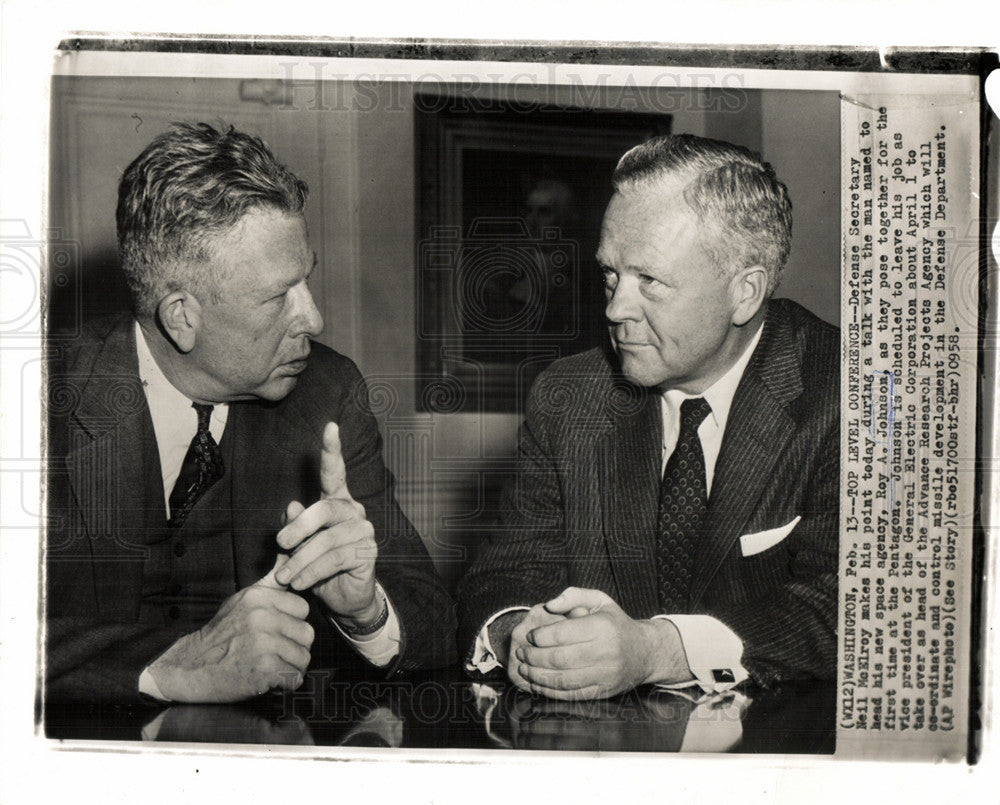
457,299,839,685
45,314,457,703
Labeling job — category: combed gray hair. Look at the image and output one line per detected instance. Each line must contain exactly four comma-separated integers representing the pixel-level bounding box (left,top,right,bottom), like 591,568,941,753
613,133,792,296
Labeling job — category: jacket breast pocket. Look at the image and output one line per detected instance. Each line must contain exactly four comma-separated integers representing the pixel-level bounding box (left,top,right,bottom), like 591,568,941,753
737,516,801,595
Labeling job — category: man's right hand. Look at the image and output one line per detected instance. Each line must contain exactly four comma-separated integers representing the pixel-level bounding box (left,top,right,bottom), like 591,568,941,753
147,558,315,703
504,604,568,691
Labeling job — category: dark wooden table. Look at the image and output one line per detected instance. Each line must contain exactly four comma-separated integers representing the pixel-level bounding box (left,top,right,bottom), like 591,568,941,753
44,668,835,754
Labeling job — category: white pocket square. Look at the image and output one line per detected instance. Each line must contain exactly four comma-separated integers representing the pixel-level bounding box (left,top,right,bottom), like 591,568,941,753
739,516,802,557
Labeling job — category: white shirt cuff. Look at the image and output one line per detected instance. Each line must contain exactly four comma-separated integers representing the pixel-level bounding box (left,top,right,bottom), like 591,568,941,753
139,667,169,701
466,606,530,673
654,614,748,694
329,583,401,667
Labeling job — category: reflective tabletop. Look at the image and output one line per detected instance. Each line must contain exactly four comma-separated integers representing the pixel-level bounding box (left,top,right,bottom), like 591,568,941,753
44,668,835,754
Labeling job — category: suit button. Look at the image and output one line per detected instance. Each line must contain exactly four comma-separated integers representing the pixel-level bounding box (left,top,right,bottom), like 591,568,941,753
174,541,186,558
168,606,180,620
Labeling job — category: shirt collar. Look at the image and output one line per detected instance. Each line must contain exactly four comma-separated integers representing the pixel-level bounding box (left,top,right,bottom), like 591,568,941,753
135,320,196,413
134,321,230,432
662,321,764,431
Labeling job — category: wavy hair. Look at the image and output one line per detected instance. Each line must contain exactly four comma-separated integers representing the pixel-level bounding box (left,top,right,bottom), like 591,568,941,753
116,122,309,317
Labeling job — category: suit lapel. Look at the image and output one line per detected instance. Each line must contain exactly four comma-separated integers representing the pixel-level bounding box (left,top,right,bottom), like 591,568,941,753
601,387,662,617
63,316,311,597
229,394,315,588
690,304,804,605
64,317,161,615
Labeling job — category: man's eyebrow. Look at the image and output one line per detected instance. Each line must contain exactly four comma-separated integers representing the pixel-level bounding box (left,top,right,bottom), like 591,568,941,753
260,281,287,298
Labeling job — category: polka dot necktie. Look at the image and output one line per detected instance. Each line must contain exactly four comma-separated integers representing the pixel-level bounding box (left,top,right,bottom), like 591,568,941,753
655,397,711,612
168,402,225,527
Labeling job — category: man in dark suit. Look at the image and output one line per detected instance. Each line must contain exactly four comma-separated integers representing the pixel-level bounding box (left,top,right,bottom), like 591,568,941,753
457,134,838,700
46,122,456,705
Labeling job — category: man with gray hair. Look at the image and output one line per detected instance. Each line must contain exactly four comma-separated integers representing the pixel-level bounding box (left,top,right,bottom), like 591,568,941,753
46,123,456,704
458,134,838,700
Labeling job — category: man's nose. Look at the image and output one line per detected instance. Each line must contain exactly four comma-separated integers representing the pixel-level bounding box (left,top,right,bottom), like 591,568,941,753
290,281,324,337
604,277,642,324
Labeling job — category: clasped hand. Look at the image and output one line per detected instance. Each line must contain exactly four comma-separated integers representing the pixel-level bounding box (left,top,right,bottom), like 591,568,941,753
507,587,692,700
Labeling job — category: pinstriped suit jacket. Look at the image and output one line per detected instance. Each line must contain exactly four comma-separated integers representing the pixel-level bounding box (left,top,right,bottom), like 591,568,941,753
457,298,839,685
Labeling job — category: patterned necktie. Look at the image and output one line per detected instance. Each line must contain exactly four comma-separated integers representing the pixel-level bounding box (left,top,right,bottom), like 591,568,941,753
655,397,712,612
168,402,225,527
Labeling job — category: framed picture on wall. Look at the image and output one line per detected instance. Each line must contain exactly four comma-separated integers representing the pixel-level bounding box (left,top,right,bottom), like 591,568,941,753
415,96,671,413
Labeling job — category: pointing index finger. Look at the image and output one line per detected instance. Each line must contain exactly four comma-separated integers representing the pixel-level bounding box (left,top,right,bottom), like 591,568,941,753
321,422,350,501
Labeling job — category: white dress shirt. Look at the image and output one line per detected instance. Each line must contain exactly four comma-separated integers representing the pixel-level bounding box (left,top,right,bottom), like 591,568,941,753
134,321,230,517
469,323,766,694
133,323,399,700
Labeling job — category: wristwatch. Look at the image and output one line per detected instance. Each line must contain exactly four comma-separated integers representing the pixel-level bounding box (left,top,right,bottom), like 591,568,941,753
338,592,389,636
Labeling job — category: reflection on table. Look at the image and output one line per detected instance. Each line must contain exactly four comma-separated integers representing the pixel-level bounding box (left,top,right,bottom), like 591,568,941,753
475,683,748,752
45,668,835,754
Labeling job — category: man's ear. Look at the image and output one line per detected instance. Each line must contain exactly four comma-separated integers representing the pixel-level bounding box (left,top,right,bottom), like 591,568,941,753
730,265,768,327
156,291,201,353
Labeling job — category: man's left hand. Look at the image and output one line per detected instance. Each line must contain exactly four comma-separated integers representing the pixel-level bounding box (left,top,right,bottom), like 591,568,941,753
275,422,381,627
513,587,693,700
